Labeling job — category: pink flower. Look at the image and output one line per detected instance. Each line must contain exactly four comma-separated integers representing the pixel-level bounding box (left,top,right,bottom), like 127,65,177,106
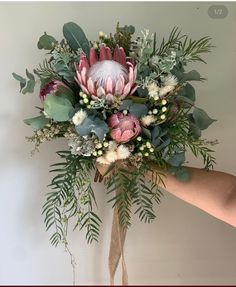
39,80,66,101
75,44,137,103
108,113,141,143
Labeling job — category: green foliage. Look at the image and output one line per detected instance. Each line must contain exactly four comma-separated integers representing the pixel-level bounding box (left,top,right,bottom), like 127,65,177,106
44,94,75,122
167,111,216,171
63,22,90,56
106,164,163,228
24,115,50,130
51,50,77,83
177,83,196,102
106,23,135,54
192,107,216,130
158,26,213,64
13,69,35,94
34,59,59,84
158,26,184,56
37,32,57,50
76,116,109,141
43,151,100,246
179,36,214,64
12,72,26,92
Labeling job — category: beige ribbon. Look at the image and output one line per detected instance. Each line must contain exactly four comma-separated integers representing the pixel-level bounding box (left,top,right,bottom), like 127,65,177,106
108,192,128,285
95,164,129,285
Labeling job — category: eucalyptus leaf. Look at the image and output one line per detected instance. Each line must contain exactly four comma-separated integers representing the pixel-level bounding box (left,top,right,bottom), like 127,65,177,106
151,126,161,146
37,32,57,50
22,69,36,94
165,151,185,167
169,166,190,182
182,70,201,82
175,167,190,182
24,115,50,130
142,127,151,139
76,116,108,141
44,94,75,122
178,83,196,102
63,22,90,56
22,79,35,94
119,100,133,110
129,103,148,118
192,107,216,130
12,72,26,92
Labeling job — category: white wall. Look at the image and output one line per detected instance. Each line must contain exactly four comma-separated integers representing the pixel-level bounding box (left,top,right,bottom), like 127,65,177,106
1,1,236,285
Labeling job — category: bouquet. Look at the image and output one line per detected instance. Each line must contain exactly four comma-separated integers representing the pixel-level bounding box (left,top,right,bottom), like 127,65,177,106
13,22,216,283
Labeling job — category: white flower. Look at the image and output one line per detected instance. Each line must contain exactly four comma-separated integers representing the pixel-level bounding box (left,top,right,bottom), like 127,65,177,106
96,156,110,165
108,141,118,151
116,145,130,160
96,142,130,165
105,150,118,163
159,85,174,97
163,75,178,87
147,82,160,98
141,115,156,126
72,110,87,126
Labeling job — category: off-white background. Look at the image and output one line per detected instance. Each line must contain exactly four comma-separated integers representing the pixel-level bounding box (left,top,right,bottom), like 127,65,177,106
0,1,236,285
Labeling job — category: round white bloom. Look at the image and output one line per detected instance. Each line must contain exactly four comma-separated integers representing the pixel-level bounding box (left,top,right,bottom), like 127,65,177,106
72,110,87,126
152,109,158,114
161,99,167,105
141,115,156,126
160,114,166,120
116,145,130,160
147,82,160,98
96,143,103,149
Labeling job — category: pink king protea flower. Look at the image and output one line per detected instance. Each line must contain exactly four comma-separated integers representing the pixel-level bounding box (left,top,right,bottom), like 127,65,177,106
75,44,137,103
108,113,141,143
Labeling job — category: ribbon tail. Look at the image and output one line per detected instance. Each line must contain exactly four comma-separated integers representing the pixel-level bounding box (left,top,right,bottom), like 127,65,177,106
108,205,128,285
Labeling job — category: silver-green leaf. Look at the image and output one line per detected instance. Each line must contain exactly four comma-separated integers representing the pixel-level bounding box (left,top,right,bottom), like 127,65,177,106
63,22,90,56
44,94,75,122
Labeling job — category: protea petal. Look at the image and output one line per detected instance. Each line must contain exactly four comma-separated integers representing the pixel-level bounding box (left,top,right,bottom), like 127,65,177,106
106,77,113,94
76,71,82,84
130,85,138,95
119,47,127,67
121,130,134,142
97,86,106,98
81,67,87,85
99,44,108,61
106,47,112,60
89,47,98,66
115,77,124,95
87,77,95,94
122,82,131,97
106,93,114,104
114,46,126,67
128,66,134,85
80,84,89,94
79,53,89,72
108,113,120,128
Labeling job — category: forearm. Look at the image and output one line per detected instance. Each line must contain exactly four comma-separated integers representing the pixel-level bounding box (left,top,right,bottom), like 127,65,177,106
150,167,236,227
